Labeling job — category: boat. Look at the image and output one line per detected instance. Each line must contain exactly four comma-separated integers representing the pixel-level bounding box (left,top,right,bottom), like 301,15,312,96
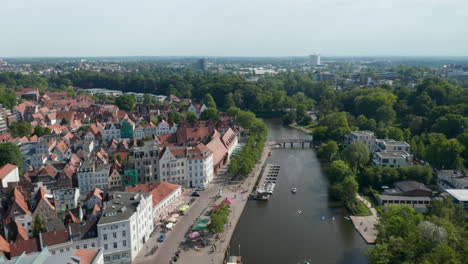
297,210,302,214
291,188,297,193
332,216,335,221
268,151,272,156
344,216,351,221
321,216,325,220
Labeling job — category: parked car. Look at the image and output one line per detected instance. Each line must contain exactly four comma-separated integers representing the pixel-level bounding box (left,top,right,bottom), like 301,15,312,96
158,233,166,242
205,209,213,216
195,186,205,191
191,192,201,197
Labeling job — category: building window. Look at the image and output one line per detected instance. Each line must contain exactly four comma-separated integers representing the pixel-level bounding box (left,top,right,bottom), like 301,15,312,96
104,256,110,262
123,240,127,247
122,230,126,237
103,234,107,240
104,244,108,250
114,242,117,248
113,232,117,238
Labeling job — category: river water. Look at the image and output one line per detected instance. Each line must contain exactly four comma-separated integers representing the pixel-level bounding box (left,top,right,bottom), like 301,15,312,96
229,119,370,264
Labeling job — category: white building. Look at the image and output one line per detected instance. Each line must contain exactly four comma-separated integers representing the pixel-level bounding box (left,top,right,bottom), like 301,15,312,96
310,53,321,66
156,120,177,135
186,144,214,188
374,139,410,153
444,189,468,209
0,163,19,188
125,182,183,222
53,188,80,216
344,131,375,151
103,123,121,141
30,153,48,169
97,192,153,264
373,151,412,167
159,146,187,187
438,170,468,190
78,160,110,195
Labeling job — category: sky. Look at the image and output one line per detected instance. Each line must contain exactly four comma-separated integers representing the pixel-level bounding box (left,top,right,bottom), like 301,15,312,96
1,0,468,57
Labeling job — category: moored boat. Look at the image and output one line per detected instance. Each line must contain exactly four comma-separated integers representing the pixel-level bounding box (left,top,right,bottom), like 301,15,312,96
291,187,297,193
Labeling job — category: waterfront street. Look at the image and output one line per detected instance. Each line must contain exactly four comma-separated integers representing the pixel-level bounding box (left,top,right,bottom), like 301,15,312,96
133,145,270,264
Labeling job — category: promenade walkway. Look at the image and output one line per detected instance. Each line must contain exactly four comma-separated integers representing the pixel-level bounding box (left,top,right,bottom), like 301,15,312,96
349,195,379,244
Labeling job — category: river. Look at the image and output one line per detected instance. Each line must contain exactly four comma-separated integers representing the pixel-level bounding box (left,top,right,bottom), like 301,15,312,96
229,119,370,264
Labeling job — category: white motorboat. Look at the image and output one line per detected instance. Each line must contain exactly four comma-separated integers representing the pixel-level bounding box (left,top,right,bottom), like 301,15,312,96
291,188,297,193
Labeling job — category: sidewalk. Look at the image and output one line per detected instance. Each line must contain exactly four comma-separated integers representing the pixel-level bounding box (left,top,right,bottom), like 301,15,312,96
349,195,379,244
178,144,270,264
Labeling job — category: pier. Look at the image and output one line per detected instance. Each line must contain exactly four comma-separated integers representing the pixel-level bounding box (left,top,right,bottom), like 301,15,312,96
251,164,280,200
269,139,314,148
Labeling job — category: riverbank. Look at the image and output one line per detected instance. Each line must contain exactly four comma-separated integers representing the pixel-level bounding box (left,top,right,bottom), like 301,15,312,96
349,195,378,244
177,144,271,264
289,123,314,134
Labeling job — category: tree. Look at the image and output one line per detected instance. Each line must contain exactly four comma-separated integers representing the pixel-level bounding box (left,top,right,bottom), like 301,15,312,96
60,118,68,125
34,126,52,137
425,134,465,169
296,104,307,122
0,143,24,174
281,111,296,125
318,140,339,162
32,215,46,237
200,108,220,121
431,114,468,139
0,91,17,109
203,93,217,109
341,175,359,203
313,112,351,142
237,111,256,129
167,111,184,124
341,141,370,169
368,243,392,264
387,127,404,141
226,106,241,117
10,121,33,138
115,94,136,111
224,92,236,109
186,112,198,124
327,160,353,183
143,93,155,105
375,105,396,125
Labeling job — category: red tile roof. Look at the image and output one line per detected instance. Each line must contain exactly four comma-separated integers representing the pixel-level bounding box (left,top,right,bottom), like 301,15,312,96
207,133,228,166
15,220,29,241
87,188,103,200
41,229,69,246
13,188,31,215
73,249,100,264
0,234,10,253
125,182,180,208
55,140,69,153
9,238,39,257
0,163,17,179
38,163,58,178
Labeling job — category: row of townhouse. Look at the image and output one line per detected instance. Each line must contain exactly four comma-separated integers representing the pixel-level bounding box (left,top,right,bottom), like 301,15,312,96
134,120,178,139
344,130,412,167
129,141,215,189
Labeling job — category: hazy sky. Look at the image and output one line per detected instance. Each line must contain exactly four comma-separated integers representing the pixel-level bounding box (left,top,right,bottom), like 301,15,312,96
1,0,468,57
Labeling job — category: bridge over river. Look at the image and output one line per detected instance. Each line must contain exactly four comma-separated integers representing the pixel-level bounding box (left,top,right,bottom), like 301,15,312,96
268,138,314,148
